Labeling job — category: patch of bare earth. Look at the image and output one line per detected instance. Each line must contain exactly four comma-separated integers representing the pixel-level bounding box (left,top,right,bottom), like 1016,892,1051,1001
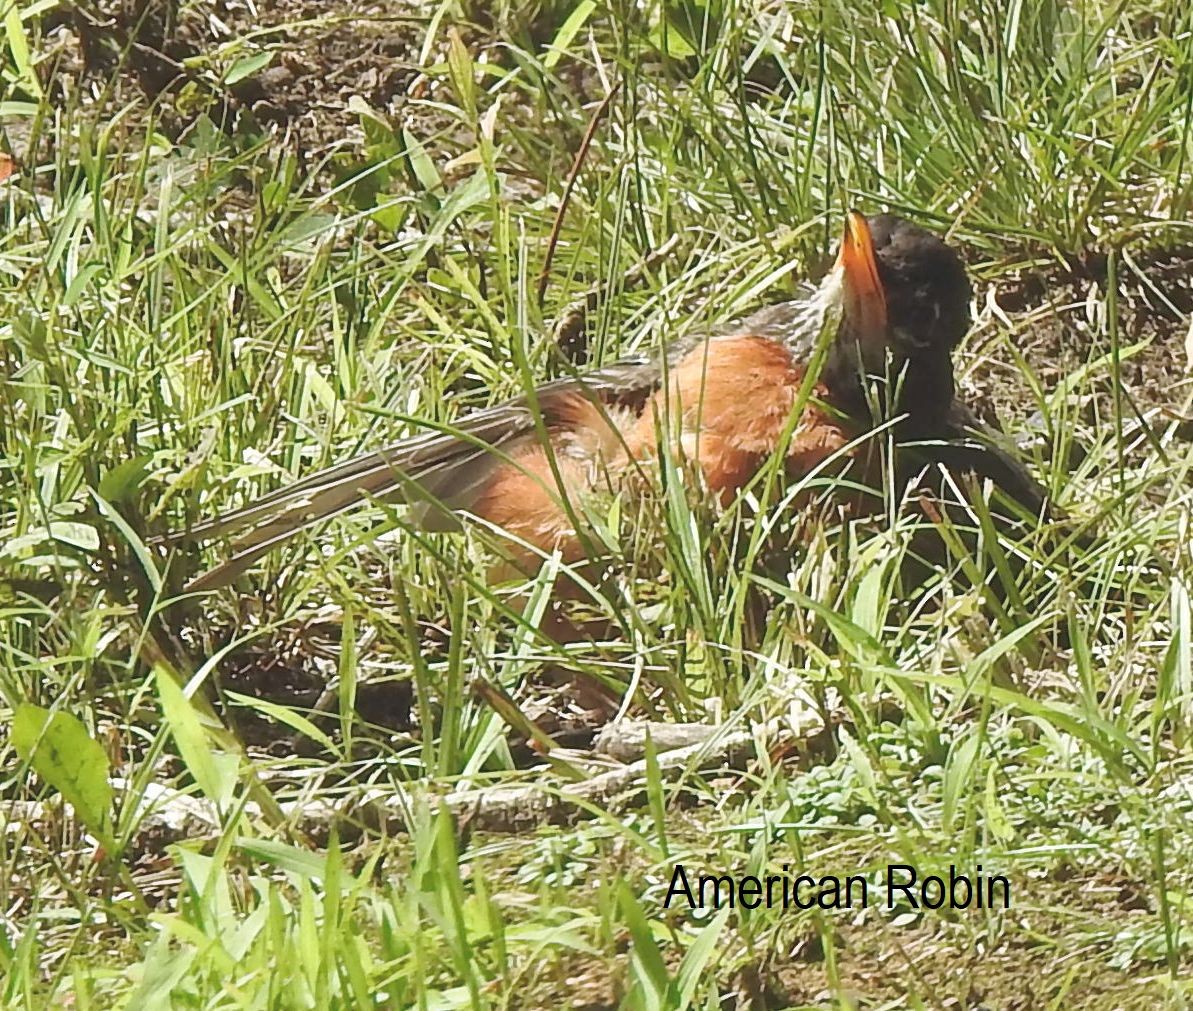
33,1,444,158
964,250,1193,431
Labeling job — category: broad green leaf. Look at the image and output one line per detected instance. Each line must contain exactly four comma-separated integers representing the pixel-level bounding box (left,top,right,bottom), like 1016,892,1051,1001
12,705,115,851
4,4,40,97
445,27,475,117
225,51,274,85
648,18,697,59
402,127,443,196
62,261,106,307
2,522,100,556
98,455,153,503
238,838,338,882
941,731,981,833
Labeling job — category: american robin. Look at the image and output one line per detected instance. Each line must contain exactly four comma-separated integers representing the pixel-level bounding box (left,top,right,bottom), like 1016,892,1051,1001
175,212,1048,593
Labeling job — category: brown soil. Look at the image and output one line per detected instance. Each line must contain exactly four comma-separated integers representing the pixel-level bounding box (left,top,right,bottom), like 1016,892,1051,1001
37,2,433,150
965,251,1193,431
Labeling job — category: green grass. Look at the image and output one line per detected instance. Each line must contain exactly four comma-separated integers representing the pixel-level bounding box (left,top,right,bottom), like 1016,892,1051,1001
3,0,1193,1006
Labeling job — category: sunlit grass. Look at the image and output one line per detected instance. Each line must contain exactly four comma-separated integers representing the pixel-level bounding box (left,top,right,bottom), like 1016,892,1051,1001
2,0,1193,1005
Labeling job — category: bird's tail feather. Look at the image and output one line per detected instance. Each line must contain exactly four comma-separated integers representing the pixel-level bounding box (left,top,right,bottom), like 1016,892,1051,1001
936,401,1052,519
173,427,515,592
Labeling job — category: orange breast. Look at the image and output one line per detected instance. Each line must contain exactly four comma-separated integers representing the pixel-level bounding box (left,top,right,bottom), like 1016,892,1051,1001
469,336,859,577
625,335,856,497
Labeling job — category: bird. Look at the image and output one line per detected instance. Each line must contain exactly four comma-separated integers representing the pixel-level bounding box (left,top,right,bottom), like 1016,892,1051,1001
170,211,1049,595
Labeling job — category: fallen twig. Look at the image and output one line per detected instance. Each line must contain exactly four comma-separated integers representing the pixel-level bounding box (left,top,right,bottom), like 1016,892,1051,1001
10,719,827,851
289,718,822,838
552,233,681,362
536,82,622,306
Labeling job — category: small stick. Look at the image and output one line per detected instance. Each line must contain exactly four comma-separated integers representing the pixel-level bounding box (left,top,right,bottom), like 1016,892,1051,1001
552,233,681,362
536,81,622,306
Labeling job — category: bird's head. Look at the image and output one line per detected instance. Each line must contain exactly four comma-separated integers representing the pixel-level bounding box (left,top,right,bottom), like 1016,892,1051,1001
824,211,972,418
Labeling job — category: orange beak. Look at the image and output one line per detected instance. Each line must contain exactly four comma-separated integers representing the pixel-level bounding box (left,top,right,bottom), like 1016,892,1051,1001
834,210,888,343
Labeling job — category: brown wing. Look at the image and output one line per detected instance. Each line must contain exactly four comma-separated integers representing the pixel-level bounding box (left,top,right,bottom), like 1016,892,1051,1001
174,331,738,590
175,293,838,593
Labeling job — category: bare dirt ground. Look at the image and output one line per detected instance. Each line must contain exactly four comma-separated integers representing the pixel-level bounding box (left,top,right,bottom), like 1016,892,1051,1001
978,253,1193,428
40,2,429,142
